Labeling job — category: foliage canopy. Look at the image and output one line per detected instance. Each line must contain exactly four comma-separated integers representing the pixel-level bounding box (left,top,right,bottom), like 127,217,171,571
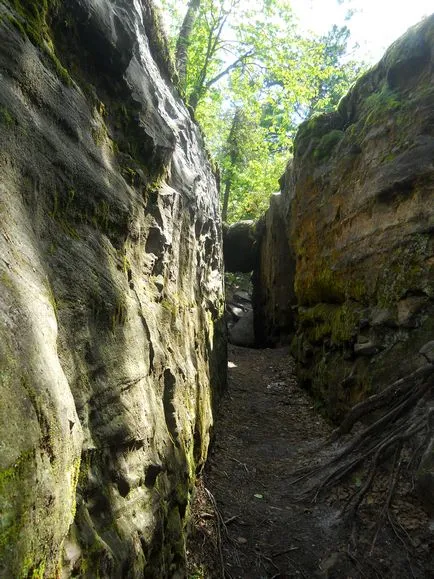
158,0,365,222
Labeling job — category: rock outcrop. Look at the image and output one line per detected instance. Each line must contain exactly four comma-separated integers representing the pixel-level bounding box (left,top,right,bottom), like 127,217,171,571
255,15,434,420
0,1,225,577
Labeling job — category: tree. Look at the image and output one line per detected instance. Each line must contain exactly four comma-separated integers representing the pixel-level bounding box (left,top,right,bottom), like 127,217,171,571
175,0,201,86
159,0,365,222
221,107,244,222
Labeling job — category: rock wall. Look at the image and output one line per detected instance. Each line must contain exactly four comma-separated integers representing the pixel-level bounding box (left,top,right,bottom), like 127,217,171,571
252,193,295,346
256,15,434,420
0,1,225,577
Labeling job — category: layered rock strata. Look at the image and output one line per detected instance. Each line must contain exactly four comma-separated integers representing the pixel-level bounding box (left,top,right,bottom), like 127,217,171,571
255,15,434,419
0,1,225,577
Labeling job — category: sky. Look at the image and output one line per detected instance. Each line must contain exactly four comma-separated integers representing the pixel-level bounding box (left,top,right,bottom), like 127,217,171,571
291,0,433,64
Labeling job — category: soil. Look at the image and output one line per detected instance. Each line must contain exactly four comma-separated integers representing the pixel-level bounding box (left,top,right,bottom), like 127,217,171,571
186,345,434,578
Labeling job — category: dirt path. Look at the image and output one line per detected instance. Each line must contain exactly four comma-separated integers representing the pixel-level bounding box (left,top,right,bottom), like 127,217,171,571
187,345,434,578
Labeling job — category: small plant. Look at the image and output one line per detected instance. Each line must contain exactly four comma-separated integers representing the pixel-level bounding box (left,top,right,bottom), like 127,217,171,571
313,129,344,160
0,106,15,126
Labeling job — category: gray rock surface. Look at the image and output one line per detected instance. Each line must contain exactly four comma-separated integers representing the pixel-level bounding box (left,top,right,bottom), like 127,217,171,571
229,311,255,347
419,341,434,364
0,1,225,577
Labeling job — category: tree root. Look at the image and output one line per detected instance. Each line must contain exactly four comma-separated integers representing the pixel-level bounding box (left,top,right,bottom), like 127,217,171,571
292,364,434,559
290,365,434,491
204,487,227,578
330,364,434,441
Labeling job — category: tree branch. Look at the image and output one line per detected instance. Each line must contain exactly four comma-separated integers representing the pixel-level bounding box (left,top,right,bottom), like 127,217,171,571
205,50,255,89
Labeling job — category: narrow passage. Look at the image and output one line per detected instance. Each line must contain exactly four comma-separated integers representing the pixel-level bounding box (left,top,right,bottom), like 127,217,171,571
187,345,341,578
187,345,434,578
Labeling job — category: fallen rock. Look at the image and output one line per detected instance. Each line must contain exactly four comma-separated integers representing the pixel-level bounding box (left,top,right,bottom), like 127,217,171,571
229,311,255,347
354,341,378,356
419,341,434,364
397,295,427,326
370,307,397,327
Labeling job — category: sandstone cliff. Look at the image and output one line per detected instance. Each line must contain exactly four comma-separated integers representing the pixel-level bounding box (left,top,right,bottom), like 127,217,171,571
255,15,434,419
0,1,225,577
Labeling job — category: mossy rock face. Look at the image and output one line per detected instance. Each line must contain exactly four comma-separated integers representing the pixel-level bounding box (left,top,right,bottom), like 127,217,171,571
0,0,225,576
256,15,434,420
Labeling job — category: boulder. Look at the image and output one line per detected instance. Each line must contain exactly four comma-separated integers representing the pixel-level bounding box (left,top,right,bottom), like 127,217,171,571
229,311,255,347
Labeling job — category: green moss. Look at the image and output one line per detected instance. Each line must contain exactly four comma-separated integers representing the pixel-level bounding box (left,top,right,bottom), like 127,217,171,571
58,218,80,239
121,166,138,186
91,125,106,147
118,247,132,275
48,190,81,238
5,13,27,37
21,558,46,579
92,200,110,231
299,302,360,344
49,187,116,238
361,85,402,133
7,0,72,85
0,271,14,291
161,298,177,317
69,456,81,519
295,110,345,158
110,299,128,331
0,105,15,126
0,449,34,565
141,0,177,85
377,235,429,306
77,450,92,489
44,280,58,320
296,266,343,305
313,130,344,160
364,85,402,112
49,189,59,219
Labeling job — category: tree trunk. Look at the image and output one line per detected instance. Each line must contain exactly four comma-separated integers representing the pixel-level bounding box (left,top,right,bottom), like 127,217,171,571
176,0,201,88
222,179,231,222
221,107,244,221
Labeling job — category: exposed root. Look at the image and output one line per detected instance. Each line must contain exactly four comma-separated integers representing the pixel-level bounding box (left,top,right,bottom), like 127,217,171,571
330,364,434,441
369,443,402,553
289,366,434,490
292,364,434,556
204,487,227,578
